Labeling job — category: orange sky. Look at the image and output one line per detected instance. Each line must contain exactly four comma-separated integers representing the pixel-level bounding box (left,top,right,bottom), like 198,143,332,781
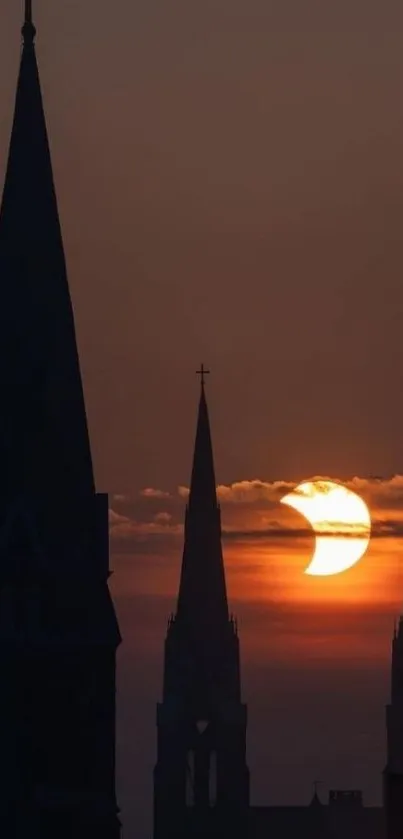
109,475,399,832
110,474,403,624
110,475,403,670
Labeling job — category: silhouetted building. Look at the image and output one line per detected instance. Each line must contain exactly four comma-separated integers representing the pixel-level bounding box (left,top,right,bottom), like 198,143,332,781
154,371,388,839
0,3,120,836
384,615,403,839
251,788,384,839
154,368,250,839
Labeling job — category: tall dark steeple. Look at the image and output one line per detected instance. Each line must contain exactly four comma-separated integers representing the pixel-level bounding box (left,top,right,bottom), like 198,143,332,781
384,615,403,839
177,366,229,640
154,370,250,839
0,0,94,501
0,6,120,837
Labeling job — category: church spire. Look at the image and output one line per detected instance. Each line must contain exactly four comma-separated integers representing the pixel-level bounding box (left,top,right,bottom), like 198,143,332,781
0,10,121,836
22,0,36,43
177,368,229,633
188,364,217,511
154,371,249,839
0,2,95,500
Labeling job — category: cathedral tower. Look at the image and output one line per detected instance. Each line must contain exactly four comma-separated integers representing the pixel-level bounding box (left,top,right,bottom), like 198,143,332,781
0,4,120,836
153,368,250,839
384,615,403,839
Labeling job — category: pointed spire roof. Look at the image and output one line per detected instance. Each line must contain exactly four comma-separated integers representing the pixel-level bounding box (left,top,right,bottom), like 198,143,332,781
188,365,218,512
177,369,229,635
0,4,94,500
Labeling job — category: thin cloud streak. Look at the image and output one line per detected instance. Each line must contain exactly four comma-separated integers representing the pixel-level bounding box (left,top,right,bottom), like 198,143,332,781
109,474,403,551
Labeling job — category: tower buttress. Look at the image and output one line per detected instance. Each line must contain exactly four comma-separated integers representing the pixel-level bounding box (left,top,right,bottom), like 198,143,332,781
153,370,249,839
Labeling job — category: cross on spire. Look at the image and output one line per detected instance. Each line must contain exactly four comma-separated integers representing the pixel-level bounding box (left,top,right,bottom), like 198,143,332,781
22,0,36,43
196,364,210,389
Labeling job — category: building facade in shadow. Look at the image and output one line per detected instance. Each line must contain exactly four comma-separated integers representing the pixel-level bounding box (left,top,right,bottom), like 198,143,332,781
0,4,120,836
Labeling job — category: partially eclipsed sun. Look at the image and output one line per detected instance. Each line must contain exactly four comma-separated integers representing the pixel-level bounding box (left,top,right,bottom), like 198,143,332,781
281,480,371,576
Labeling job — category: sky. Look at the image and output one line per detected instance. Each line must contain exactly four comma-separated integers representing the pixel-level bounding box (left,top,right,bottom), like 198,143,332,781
1,1,403,837
110,475,403,836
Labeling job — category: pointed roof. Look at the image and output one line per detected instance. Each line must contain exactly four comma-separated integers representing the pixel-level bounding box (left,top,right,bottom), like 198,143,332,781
0,3,94,500
188,370,218,512
177,370,229,635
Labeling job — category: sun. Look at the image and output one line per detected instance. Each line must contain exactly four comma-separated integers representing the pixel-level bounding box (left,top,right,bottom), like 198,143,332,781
281,480,371,576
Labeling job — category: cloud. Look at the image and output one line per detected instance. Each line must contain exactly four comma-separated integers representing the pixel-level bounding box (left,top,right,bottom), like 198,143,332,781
109,511,181,538
109,476,403,555
109,506,182,554
174,480,293,503
109,508,130,525
353,475,403,510
222,521,397,542
154,511,172,524
134,476,403,511
203,475,403,510
140,488,170,499
371,518,403,538
223,527,352,542
216,479,294,503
